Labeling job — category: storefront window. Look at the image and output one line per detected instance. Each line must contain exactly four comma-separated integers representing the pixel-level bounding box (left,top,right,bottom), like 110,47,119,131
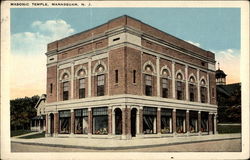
161,108,172,133
176,110,186,133
75,109,88,134
189,111,198,133
59,110,70,134
143,107,157,134
93,107,108,135
201,112,208,132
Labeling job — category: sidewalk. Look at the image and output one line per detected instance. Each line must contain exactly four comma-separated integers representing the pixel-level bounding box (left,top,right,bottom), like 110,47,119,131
11,133,241,150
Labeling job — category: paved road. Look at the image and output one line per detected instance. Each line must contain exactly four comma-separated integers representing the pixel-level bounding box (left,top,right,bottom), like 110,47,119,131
11,139,241,152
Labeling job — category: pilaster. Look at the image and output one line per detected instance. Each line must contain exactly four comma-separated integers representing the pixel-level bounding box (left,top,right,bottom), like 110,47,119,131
172,61,176,99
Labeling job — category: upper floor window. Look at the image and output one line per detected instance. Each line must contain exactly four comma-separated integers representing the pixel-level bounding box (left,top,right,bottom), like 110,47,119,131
97,74,105,96
50,83,53,94
200,79,206,103
176,72,184,100
145,75,152,96
79,78,85,98
162,78,168,98
189,84,195,102
189,76,196,102
63,81,69,100
115,70,118,83
177,81,183,100
133,70,136,83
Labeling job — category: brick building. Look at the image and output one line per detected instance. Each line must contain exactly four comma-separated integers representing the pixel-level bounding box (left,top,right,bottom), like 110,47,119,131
44,15,217,139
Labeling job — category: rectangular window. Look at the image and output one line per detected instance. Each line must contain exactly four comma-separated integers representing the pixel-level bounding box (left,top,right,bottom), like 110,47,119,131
161,108,172,133
63,82,69,100
59,110,71,134
176,110,186,133
143,107,157,134
162,78,168,98
189,111,198,133
145,75,152,96
177,81,183,100
133,70,136,83
97,75,105,96
92,107,108,135
115,70,118,83
79,78,85,98
201,112,208,132
201,87,206,103
189,84,195,102
75,109,88,134
50,83,53,94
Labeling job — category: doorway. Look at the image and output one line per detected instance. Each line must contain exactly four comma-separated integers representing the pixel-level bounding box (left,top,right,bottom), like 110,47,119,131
115,108,122,135
131,108,137,137
50,113,54,135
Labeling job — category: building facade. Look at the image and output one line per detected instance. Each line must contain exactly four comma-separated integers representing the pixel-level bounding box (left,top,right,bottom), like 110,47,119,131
44,15,218,139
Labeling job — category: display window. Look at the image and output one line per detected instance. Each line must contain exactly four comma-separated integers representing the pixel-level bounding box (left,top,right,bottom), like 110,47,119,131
75,109,88,134
92,107,108,135
176,110,186,133
189,111,198,133
201,112,208,132
161,108,172,133
59,110,71,134
143,107,157,134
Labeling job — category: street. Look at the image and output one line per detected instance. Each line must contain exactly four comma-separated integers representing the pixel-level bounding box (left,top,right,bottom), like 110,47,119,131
11,139,241,152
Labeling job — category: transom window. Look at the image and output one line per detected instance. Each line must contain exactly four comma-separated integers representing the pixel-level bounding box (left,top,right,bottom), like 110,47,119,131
177,73,183,80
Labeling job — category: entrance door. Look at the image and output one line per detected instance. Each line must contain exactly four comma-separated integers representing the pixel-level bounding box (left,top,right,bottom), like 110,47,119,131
131,108,137,137
50,113,54,135
115,108,122,135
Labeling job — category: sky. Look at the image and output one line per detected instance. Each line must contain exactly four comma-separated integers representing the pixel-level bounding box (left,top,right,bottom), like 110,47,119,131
10,8,241,99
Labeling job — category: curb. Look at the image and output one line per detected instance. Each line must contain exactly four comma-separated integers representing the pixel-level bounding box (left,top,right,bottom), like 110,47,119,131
11,137,241,150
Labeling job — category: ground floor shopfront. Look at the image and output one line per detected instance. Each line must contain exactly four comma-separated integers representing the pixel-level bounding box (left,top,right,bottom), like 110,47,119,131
45,95,217,139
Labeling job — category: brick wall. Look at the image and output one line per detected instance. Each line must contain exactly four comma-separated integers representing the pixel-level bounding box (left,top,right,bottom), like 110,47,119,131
47,65,57,103
108,47,126,95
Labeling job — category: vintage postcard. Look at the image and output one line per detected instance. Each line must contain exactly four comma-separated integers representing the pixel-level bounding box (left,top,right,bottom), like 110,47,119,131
1,0,249,159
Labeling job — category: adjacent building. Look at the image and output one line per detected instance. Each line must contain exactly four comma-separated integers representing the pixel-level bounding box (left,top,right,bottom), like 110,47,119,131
44,15,218,139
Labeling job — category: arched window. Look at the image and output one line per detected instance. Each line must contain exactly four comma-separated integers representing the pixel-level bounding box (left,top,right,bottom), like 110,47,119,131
61,72,70,101
200,79,207,103
93,62,106,96
189,76,196,102
176,72,184,100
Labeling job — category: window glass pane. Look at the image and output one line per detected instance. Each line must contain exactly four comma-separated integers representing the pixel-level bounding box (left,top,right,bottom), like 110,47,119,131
145,75,152,86
143,115,156,134
161,116,171,133
162,78,168,88
93,116,108,135
176,116,184,133
63,82,69,91
97,75,104,86
60,118,70,134
75,109,82,117
79,78,85,89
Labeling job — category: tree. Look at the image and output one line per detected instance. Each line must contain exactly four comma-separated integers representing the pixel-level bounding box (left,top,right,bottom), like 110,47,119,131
10,95,39,130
